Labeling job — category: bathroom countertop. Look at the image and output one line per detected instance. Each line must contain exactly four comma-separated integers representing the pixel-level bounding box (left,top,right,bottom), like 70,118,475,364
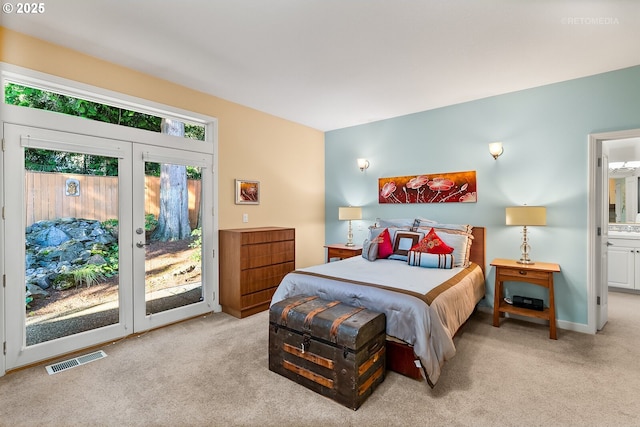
608,230,640,239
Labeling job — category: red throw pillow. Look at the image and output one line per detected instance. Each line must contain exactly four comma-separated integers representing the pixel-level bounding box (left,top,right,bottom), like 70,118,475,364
411,228,454,255
376,228,394,259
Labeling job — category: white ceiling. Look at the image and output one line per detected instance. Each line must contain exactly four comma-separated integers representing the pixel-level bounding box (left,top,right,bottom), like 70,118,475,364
607,138,640,165
2,0,640,131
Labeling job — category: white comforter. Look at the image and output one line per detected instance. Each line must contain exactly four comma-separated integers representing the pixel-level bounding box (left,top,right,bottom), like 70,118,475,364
270,256,484,386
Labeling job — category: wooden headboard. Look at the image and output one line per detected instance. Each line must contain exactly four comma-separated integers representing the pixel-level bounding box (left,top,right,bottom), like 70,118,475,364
470,226,486,276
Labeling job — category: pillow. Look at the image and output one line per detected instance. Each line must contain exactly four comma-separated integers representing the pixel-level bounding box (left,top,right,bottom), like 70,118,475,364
368,226,420,248
433,228,472,267
411,228,454,255
361,239,378,261
416,224,473,267
407,251,454,269
377,217,438,231
425,223,473,233
376,218,416,229
415,217,438,226
376,228,394,259
389,231,422,261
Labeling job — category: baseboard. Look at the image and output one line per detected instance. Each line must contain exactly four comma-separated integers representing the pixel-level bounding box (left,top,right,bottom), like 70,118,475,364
476,306,592,335
608,286,640,295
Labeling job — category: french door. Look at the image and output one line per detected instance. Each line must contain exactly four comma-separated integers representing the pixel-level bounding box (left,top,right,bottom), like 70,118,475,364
4,124,214,370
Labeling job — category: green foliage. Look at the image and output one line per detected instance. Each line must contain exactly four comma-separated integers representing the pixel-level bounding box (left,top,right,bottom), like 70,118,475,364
25,147,119,176
185,123,205,141
54,264,105,289
145,214,158,231
189,227,202,262
186,166,202,180
25,294,33,308
71,265,106,288
90,243,119,278
4,83,206,141
102,216,156,236
143,162,202,179
8,83,206,178
53,243,118,290
5,83,163,131
102,218,119,237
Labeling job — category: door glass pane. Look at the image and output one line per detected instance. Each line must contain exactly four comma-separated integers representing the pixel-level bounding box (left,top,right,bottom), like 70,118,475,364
144,161,203,315
25,148,120,346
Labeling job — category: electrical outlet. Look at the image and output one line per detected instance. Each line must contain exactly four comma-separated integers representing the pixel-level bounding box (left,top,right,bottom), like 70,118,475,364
242,213,249,223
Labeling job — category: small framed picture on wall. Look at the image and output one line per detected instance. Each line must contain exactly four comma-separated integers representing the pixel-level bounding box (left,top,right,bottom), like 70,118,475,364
235,179,260,205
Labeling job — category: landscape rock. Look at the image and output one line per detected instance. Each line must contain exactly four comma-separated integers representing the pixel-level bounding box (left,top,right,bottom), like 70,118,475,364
26,283,49,299
87,254,107,265
25,218,116,292
32,226,70,247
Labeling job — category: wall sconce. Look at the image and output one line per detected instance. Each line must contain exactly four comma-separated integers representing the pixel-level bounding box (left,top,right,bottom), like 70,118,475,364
357,158,370,171
489,142,504,160
506,206,546,264
339,206,362,246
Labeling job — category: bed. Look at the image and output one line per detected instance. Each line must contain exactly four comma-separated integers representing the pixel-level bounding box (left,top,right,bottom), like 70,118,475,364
270,221,486,387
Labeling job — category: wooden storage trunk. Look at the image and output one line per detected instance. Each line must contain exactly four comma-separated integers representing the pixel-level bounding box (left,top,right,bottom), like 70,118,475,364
269,295,386,410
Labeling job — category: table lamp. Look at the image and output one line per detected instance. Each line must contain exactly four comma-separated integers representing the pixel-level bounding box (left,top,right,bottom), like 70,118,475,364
506,206,546,264
338,206,362,247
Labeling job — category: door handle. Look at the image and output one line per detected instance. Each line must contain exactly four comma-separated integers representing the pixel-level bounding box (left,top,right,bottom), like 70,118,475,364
136,241,150,248
606,241,613,246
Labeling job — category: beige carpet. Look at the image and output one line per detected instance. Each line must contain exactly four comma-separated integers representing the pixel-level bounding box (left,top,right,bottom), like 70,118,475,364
1,291,639,427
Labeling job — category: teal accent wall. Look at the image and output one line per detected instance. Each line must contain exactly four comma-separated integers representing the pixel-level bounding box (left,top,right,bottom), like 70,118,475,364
325,65,640,326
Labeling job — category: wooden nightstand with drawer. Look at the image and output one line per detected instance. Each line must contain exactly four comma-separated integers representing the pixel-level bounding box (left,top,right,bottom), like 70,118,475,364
324,244,362,263
491,258,561,339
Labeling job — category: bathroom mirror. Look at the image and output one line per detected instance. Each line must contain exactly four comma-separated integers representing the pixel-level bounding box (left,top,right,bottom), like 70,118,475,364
609,176,640,223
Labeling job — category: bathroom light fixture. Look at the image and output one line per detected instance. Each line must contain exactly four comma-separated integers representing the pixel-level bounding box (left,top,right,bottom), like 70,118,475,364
506,206,546,264
357,158,370,171
489,142,504,160
338,206,362,247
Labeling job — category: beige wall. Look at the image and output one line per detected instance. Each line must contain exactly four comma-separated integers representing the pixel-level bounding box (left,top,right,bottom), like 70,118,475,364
0,27,325,267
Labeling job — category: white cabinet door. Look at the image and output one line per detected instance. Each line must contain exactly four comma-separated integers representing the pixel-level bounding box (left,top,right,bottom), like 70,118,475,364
635,250,640,290
608,244,635,289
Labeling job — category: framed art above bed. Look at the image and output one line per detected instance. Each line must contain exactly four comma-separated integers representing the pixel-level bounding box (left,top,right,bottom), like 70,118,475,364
378,171,477,204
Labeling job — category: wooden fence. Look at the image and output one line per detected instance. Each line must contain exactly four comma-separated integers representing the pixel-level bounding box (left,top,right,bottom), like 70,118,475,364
25,171,202,228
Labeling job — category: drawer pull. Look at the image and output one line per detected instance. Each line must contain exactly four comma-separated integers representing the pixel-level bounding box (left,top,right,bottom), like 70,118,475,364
519,270,527,275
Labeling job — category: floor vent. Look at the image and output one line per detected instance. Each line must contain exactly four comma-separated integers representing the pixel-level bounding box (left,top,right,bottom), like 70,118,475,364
45,350,107,375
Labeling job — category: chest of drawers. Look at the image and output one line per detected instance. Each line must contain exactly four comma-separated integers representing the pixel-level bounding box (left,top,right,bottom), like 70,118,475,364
219,227,295,318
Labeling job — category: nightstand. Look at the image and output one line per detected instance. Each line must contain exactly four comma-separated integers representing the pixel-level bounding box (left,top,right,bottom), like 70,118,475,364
324,244,363,263
491,258,561,339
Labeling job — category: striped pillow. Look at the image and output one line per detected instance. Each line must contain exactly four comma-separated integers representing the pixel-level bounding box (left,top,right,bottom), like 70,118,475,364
407,251,454,269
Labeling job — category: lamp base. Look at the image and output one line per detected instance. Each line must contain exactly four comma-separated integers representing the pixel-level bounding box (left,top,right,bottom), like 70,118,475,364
345,220,355,247
516,225,537,265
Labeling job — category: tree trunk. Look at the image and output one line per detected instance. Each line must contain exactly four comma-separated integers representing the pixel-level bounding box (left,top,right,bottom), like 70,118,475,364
151,119,191,241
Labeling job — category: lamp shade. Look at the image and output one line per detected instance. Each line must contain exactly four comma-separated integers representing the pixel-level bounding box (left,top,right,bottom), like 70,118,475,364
357,158,370,171
339,206,362,221
505,206,546,226
489,142,503,159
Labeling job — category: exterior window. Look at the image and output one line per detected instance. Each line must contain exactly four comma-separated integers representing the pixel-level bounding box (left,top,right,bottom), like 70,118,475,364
4,83,205,141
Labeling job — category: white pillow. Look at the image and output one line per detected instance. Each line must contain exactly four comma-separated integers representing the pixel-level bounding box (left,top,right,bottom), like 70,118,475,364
361,239,378,261
376,218,416,228
416,225,473,267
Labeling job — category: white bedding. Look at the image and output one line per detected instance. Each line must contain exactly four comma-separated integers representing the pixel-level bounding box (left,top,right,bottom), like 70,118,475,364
270,256,484,386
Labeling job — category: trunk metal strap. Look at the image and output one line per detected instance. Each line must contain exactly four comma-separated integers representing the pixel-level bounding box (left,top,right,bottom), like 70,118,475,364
303,301,341,329
280,295,318,325
329,307,365,342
